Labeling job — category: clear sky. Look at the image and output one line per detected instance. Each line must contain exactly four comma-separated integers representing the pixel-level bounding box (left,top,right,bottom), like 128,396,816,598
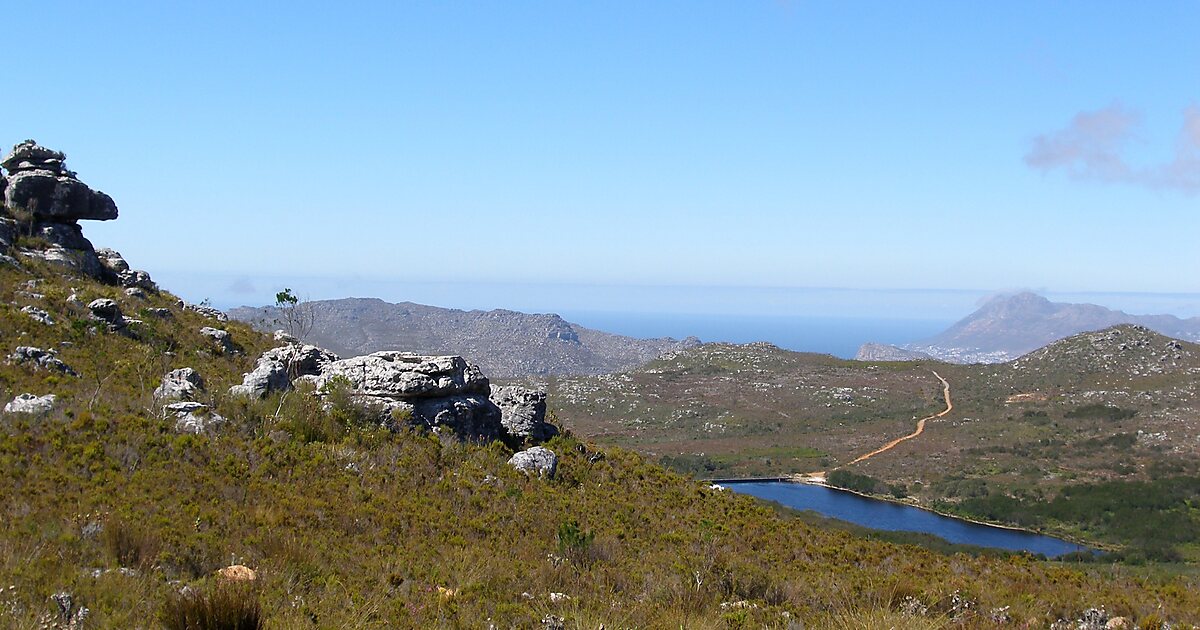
3,2,1198,316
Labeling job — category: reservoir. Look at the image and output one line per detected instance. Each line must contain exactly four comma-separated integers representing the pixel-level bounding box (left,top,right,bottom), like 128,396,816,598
726,481,1092,557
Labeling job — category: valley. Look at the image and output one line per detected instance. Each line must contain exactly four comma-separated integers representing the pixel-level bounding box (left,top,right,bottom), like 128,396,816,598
532,327,1200,562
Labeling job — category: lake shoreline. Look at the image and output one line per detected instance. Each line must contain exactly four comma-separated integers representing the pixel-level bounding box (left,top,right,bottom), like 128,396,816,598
721,479,1107,555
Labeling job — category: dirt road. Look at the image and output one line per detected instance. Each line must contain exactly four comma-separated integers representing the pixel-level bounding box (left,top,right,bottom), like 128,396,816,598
843,370,951,467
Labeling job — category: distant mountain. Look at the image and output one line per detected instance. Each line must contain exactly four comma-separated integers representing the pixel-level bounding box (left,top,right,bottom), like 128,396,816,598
229,298,700,378
853,343,935,362
856,292,1200,364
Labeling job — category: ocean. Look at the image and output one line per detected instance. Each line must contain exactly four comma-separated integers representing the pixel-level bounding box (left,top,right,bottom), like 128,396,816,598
557,311,953,359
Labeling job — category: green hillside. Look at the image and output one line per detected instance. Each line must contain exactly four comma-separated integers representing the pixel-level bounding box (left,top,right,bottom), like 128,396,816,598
1,239,1197,626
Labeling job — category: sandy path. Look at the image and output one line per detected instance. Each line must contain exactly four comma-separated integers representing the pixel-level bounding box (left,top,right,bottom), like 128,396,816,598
842,370,951,467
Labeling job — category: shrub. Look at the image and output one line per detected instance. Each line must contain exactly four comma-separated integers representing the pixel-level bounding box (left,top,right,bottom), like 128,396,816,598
103,518,160,569
1064,404,1137,421
556,520,595,567
162,582,263,630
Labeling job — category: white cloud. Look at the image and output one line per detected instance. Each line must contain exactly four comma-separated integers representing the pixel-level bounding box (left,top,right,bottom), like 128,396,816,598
1025,104,1200,194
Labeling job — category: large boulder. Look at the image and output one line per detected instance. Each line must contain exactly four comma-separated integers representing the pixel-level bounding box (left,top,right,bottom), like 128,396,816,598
95,248,155,290
312,352,489,399
1,141,117,222
4,393,56,415
491,385,555,442
231,344,556,444
508,446,557,478
229,344,339,398
88,298,126,329
154,368,205,402
200,327,237,354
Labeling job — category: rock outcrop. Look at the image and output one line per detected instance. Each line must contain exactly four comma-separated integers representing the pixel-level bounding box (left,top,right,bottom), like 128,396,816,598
164,401,225,434
231,343,556,443
182,302,228,321
7,346,76,375
0,141,154,288
21,305,54,325
311,352,489,399
1,140,117,222
308,351,500,440
200,327,237,354
96,248,155,290
491,385,555,442
154,368,205,402
229,344,339,398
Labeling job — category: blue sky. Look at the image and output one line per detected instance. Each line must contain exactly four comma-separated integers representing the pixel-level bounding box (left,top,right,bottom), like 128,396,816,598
3,2,1198,316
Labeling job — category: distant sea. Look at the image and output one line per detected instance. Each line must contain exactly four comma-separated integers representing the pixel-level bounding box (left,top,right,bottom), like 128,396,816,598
558,311,953,359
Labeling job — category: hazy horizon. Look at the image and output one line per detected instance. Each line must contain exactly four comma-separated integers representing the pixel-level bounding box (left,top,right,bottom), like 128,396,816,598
3,1,1196,304
168,269,1200,322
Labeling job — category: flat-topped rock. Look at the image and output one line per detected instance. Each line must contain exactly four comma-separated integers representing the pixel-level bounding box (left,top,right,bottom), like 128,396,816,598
313,351,489,400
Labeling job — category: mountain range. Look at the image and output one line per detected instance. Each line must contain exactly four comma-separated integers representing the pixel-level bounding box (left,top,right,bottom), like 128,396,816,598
857,291,1200,363
229,298,700,378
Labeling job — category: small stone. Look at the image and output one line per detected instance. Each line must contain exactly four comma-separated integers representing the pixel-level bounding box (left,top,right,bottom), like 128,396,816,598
216,565,257,581
200,327,237,354
20,305,54,325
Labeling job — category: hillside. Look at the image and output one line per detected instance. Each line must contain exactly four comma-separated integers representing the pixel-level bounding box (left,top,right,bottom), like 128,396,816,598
230,298,700,378
859,292,1200,363
546,326,1200,561
9,141,1198,628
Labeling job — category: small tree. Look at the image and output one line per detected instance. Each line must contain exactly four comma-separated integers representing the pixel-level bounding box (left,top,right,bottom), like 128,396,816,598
274,288,315,341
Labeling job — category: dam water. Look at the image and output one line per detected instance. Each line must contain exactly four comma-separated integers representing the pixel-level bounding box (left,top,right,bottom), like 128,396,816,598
726,481,1091,557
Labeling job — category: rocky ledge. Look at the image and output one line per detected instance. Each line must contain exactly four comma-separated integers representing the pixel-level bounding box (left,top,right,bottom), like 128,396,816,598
230,340,558,445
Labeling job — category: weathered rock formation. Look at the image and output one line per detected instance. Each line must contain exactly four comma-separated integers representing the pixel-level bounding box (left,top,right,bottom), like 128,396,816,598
229,344,339,398
491,385,556,442
200,327,237,354
231,343,555,443
154,368,205,402
1,140,117,222
0,140,153,288
165,401,225,434
7,346,76,375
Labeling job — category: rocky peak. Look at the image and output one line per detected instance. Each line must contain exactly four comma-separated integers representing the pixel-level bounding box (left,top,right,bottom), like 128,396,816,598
1,139,117,222
0,140,156,291
1,140,68,175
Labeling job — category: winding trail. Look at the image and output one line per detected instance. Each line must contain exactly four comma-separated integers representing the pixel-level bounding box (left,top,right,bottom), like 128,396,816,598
790,370,952,482
842,370,951,467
